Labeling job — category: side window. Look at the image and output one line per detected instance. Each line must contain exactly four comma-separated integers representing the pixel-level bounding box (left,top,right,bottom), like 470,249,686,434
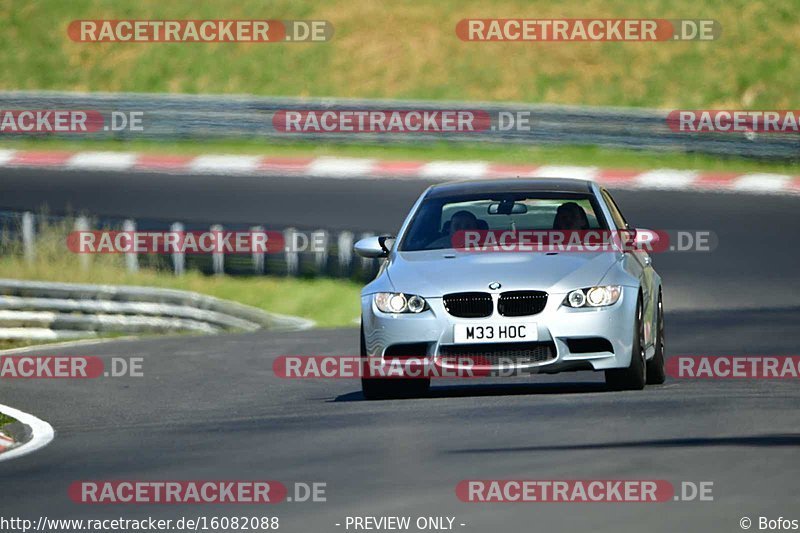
601,190,628,230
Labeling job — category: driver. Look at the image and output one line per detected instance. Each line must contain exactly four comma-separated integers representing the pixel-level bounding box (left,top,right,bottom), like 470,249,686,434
427,210,482,249
448,210,480,234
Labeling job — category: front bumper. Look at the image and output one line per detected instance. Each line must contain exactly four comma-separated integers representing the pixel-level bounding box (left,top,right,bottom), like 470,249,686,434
361,287,638,375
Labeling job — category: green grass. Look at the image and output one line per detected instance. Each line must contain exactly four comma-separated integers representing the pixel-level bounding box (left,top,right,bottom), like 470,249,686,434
0,333,133,351
0,338,90,351
0,413,15,427
0,0,797,108
2,1,797,177
3,137,799,175
0,220,363,329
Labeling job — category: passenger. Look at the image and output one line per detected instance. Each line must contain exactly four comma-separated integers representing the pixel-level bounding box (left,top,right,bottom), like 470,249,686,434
553,202,590,230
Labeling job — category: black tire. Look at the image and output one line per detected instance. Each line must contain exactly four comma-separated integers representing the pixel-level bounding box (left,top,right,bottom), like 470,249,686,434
646,290,666,384
360,322,430,400
605,293,646,391
361,376,430,400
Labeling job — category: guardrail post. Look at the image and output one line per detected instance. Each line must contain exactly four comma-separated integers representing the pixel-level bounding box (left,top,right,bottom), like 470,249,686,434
170,222,185,276
251,225,265,275
337,231,354,276
122,219,138,272
74,216,91,271
311,229,329,275
284,227,299,276
21,212,35,264
211,224,224,275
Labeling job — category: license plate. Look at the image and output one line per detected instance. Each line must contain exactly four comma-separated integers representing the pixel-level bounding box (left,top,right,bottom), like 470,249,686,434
453,322,538,344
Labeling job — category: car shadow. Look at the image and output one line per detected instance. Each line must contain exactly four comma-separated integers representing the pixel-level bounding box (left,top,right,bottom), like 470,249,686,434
444,433,800,454
331,379,610,402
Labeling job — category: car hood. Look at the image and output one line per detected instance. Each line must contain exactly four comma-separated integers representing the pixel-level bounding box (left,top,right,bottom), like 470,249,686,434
386,250,619,297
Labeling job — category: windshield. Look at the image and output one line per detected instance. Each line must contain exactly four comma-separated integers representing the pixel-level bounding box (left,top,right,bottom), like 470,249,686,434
400,193,607,251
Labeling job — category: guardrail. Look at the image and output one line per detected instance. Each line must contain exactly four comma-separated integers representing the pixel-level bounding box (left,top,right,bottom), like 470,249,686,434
0,91,797,160
0,210,381,280
0,278,313,341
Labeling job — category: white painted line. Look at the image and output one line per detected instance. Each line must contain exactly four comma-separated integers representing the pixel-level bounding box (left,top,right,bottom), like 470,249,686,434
635,169,699,189
306,157,376,177
531,165,599,180
66,151,138,171
0,335,137,356
189,155,262,174
0,149,17,165
419,161,489,179
732,173,792,192
0,403,55,462
0,328,100,342
0,309,57,322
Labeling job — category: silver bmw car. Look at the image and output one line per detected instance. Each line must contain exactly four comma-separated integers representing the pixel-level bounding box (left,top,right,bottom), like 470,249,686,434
354,178,665,399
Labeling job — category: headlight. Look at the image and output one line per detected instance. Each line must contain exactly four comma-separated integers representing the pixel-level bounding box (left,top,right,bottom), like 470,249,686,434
567,290,586,308
563,286,621,308
375,293,428,314
407,295,426,313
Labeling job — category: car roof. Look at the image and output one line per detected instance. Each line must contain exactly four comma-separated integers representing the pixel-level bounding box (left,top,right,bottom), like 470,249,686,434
425,178,596,198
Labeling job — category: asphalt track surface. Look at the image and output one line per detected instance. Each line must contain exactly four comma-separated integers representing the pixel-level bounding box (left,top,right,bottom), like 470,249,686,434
1,168,799,532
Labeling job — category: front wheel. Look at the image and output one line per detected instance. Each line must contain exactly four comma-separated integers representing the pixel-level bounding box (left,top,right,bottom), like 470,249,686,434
605,293,646,391
361,377,430,400
646,290,666,384
360,322,430,400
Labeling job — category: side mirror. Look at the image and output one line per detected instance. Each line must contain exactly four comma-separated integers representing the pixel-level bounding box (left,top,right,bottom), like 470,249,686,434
354,235,394,258
618,228,659,252
619,228,637,250
631,228,658,251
